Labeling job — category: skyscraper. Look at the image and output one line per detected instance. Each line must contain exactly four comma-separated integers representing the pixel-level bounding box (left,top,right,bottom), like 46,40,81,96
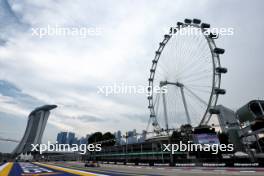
12,105,57,155
127,129,137,144
57,132,67,144
57,132,77,145
67,132,75,145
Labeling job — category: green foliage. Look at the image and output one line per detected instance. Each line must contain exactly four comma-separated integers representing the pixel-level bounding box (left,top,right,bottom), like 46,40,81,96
88,132,115,146
102,132,115,146
170,131,183,143
88,132,103,144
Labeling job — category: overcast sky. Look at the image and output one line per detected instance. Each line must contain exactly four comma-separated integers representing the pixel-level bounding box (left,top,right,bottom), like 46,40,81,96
0,0,264,153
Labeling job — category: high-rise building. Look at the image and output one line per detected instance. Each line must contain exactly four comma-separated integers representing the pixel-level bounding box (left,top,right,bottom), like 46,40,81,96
114,130,122,145
57,132,79,145
57,132,67,144
78,137,87,145
56,133,62,143
138,130,147,143
127,129,137,144
67,132,75,145
12,105,57,155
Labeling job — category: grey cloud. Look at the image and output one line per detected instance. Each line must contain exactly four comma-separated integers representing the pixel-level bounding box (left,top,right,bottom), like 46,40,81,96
76,115,105,123
124,113,148,123
0,0,27,44
0,79,44,109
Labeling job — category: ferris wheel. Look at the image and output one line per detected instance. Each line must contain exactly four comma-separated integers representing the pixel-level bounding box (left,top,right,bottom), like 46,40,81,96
147,18,227,134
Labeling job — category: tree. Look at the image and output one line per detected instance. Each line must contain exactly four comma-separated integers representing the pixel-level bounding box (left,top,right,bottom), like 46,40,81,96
102,132,116,147
88,132,115,147
88,132,103,144
170,131,183,144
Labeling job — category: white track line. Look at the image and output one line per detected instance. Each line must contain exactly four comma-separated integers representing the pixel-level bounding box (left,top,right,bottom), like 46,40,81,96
0,163,9,172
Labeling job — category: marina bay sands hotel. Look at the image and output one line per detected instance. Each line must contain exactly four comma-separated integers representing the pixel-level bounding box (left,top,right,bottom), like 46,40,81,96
12,105,57,155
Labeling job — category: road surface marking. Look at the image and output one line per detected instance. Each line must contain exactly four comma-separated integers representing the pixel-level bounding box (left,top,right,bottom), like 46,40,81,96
0,163,9,172
18,162,61,175
157,168,164,170
34,162,107,176
0,162,14,175
240,171,256,173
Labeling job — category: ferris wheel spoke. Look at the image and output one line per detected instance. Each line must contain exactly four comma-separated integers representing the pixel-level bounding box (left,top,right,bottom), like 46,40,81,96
155,70,167,81
182,38,210,66
175,55,212,79
185,91,207,115
178,68,211,81
176,37,192,74
157,63,171,77
183,74,212,83
184,86,208,106
185,84,211,88
184,94,202,125
183,74,211,83
180,38,194,63
185,86,212,94
181,53,212,74
181,31,202,62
